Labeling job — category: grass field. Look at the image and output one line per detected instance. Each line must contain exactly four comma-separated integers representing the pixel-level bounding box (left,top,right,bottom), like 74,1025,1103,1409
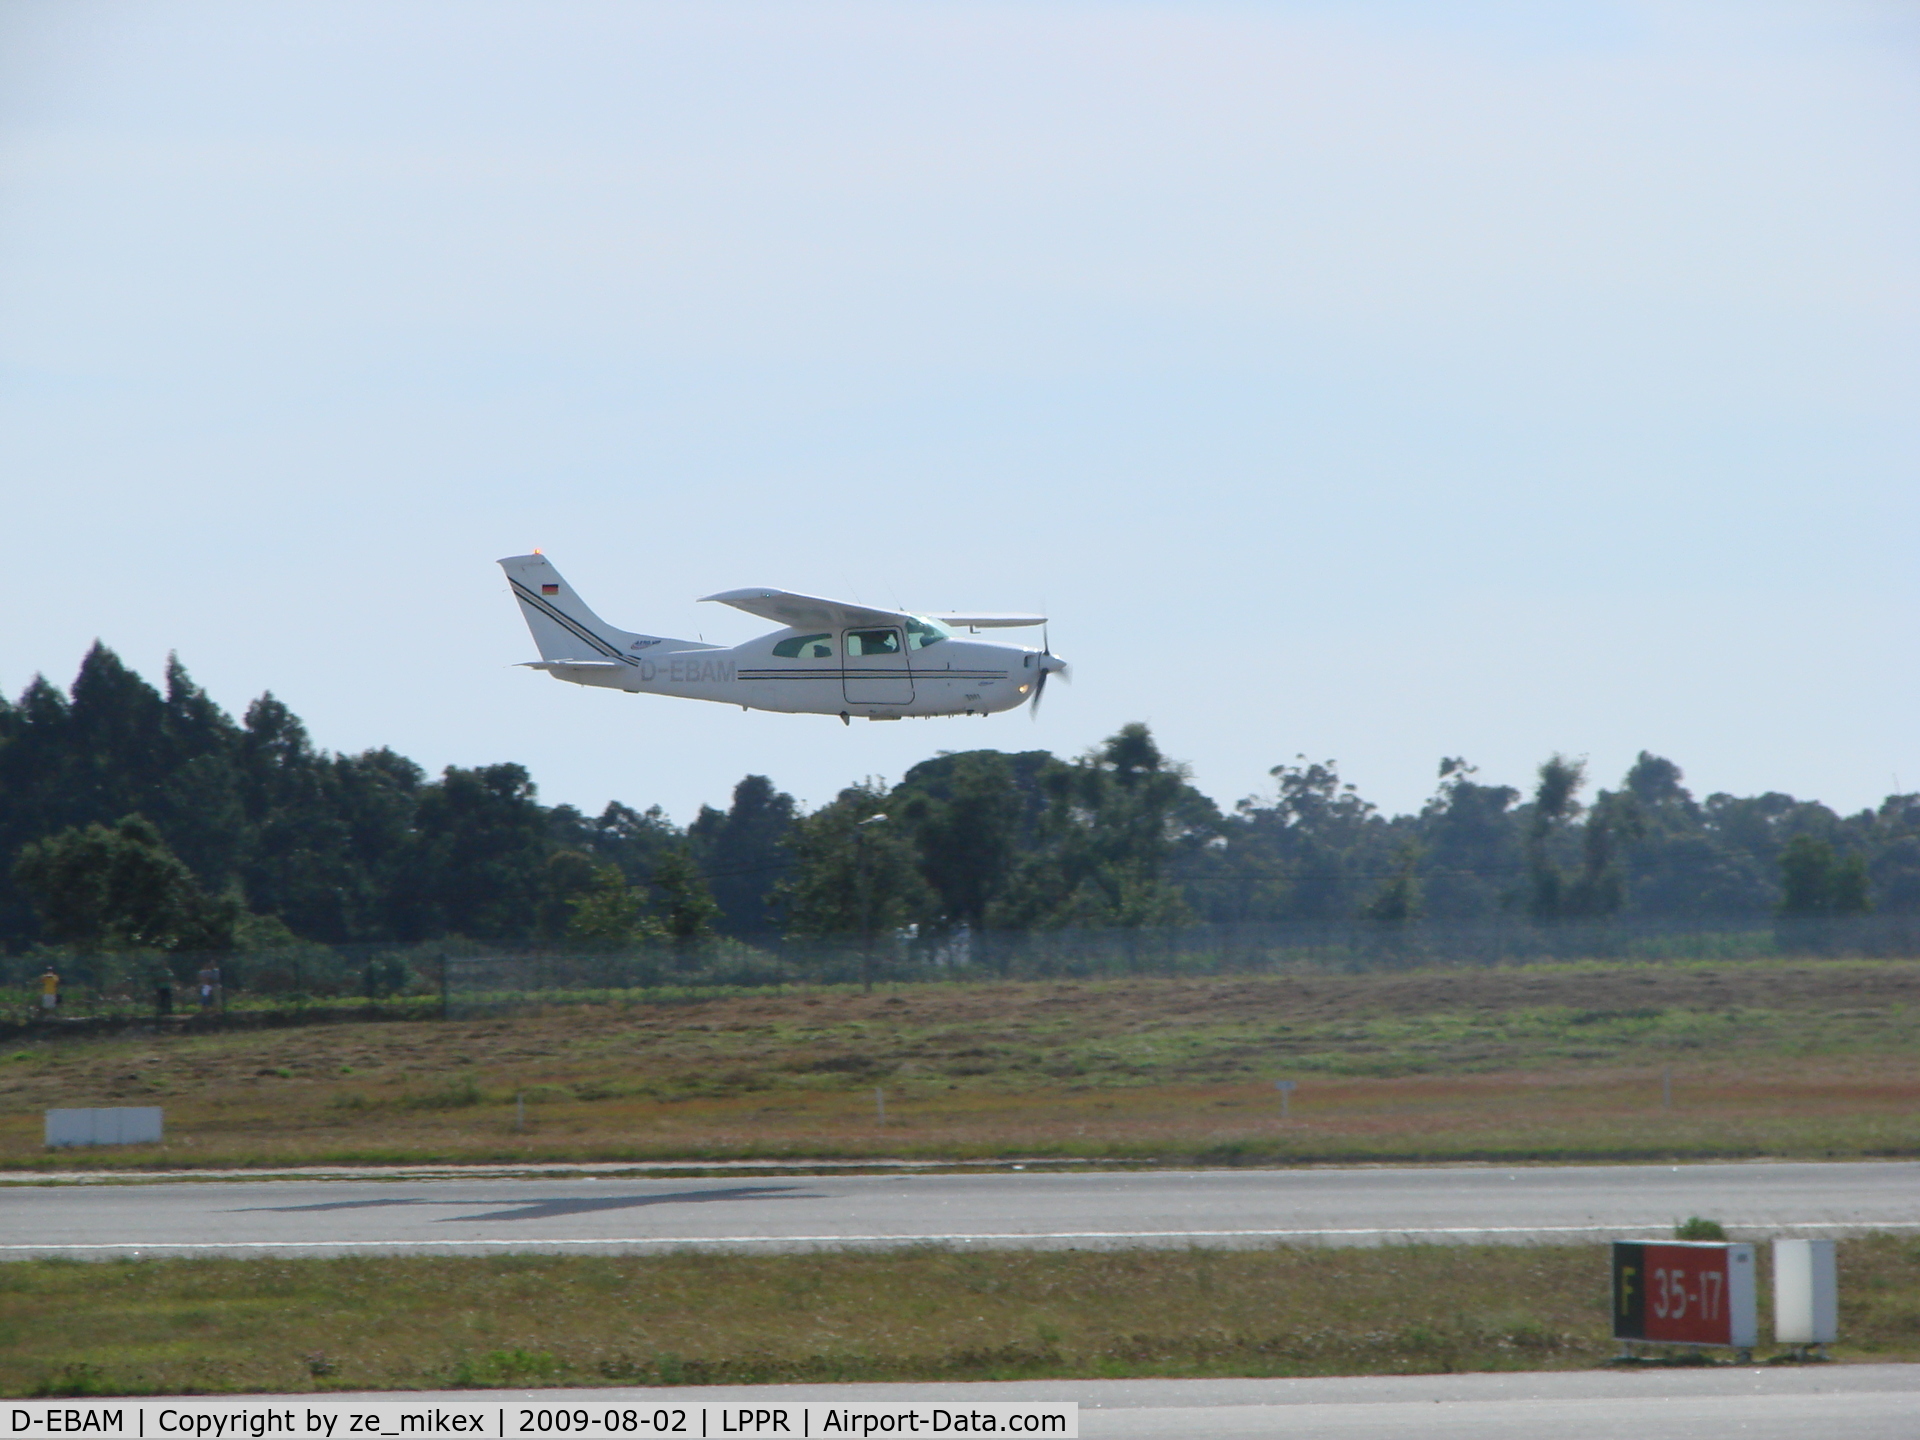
3,1238,1917,1397
2,960,1917,1168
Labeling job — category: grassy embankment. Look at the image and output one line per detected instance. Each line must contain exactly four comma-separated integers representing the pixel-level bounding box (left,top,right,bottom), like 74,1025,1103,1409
2,960,1917,1168
4,1239,1919,1397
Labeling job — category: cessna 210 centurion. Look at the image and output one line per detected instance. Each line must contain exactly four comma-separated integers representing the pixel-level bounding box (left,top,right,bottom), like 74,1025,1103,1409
500,553,1068,722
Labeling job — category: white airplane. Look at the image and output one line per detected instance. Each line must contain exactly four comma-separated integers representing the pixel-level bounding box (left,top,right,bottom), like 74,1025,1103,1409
499,553,1069,722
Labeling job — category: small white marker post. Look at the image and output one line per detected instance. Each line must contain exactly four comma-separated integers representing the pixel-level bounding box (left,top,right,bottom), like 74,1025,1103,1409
875,1087,886,1126
1662,1068,1673,1112
1275,1079,1296,1120
1774,1238,1838,1356
515,1092,525,1132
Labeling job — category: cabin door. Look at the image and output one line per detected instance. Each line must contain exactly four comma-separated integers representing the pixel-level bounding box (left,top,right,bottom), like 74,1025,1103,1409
842,627,915,705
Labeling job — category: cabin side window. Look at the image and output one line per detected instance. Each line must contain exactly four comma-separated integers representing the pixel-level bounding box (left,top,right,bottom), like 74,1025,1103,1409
844,628,902,657
772,633,835,659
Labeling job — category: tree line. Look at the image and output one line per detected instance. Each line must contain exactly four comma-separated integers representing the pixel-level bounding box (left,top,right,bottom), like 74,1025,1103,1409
3,644,1916,957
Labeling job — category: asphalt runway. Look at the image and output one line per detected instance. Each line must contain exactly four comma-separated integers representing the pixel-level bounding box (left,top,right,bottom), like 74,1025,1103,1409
186,1368,1920,1439
2,1160,1916,1258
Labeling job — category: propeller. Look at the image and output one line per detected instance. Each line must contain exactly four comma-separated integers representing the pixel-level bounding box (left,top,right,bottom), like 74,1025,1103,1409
1029,626,1071,718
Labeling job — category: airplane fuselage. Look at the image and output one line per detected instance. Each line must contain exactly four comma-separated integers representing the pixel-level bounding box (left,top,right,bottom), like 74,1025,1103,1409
548,628,1040,719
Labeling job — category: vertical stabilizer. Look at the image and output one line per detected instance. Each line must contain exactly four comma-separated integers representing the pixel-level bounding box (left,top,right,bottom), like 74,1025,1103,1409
498,553,658,663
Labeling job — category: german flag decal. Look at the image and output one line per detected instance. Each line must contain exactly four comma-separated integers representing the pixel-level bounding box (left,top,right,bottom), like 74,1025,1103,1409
541,583,560,595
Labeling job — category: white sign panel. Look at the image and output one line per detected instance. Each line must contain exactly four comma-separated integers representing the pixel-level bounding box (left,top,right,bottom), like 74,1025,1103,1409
43,1108,164,1148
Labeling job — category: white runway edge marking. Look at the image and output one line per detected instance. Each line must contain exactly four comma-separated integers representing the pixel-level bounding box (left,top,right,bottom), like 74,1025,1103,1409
9,1221,1920,1252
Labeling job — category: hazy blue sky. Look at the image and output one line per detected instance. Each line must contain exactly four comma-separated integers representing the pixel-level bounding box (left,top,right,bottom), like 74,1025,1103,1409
3,1,1915,823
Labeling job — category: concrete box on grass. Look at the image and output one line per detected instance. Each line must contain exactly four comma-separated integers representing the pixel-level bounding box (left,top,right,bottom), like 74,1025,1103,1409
44,1107,163,1148
1773,1238,1838,1345
1612,1240,1757,1349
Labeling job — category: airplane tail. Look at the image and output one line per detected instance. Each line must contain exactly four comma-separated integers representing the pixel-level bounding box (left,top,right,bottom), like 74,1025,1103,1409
498,553,667,665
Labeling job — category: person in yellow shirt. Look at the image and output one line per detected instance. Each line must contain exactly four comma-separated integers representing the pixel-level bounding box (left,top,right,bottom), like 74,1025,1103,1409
39,968,59,1012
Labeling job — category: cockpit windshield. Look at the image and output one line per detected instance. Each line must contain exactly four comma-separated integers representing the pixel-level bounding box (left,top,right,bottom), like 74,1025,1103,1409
904,616,951,650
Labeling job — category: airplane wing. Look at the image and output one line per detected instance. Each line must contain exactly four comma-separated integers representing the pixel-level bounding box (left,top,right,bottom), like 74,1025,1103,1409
700,588,915,630
702,588,1047,632
930,612,1046,629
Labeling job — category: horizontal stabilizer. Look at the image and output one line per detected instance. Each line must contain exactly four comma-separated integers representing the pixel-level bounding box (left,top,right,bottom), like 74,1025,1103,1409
520,659,622,671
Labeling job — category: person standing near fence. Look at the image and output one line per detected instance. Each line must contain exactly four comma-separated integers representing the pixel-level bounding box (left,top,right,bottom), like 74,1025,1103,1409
196,961,221,1013
38,966,60,1015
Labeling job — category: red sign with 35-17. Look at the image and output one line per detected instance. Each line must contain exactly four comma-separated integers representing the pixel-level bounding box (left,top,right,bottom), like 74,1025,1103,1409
1611,1241,1756,1347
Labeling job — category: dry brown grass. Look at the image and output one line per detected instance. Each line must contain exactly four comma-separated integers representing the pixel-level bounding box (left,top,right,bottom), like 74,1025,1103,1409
2,961,1916,1168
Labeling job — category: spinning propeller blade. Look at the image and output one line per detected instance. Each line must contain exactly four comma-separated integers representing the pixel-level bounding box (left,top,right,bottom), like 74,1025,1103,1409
1029,626,1070,719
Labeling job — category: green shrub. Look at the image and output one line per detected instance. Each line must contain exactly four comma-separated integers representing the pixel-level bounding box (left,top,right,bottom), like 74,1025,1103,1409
1673,1217,1727,1241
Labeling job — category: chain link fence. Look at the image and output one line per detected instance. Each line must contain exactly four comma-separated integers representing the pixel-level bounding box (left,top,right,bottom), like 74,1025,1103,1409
0,941,445,1029
5,915,1916,1027
438,913,1920,1016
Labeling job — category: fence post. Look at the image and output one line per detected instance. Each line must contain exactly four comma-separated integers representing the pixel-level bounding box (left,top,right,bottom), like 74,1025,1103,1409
439,955,450,1021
